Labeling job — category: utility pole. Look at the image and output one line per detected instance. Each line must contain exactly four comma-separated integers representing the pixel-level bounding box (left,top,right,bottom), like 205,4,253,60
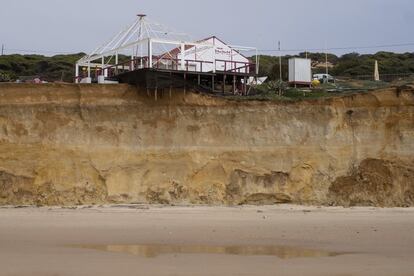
1,44,4,56
278,41,282,96
325,41,329,76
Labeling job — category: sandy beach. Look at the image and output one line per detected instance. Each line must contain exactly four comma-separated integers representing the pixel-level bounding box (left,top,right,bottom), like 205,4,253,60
0,205,413,276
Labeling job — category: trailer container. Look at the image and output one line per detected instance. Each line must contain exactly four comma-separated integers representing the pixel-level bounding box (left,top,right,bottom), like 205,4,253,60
288,58,312,86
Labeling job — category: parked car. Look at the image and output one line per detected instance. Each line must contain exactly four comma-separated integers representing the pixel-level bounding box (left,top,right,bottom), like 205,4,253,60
313,73,335,83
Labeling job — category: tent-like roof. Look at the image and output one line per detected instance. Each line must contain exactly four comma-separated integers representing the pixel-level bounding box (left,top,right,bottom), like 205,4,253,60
77,15,193,64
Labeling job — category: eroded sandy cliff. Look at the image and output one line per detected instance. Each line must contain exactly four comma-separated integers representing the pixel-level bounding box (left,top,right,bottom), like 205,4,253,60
0,83,413,206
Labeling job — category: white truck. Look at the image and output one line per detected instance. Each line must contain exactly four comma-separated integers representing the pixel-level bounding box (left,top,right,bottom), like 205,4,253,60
313,73,335,83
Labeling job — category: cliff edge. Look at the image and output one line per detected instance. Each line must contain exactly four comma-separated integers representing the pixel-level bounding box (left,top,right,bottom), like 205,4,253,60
0,83,413,206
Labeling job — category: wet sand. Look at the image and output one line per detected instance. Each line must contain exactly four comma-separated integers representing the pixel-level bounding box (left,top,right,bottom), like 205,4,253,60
0,205,413,276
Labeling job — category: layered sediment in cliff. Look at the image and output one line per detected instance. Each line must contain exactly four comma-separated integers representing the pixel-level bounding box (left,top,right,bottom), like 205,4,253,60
0,83,413,206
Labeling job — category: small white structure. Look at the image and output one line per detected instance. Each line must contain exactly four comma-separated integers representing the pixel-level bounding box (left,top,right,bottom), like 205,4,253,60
374,60,380,81
247,76,268,85
288,58,312,86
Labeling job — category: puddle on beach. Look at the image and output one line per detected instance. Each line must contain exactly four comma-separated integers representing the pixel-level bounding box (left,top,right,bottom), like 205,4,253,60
72,244,342,259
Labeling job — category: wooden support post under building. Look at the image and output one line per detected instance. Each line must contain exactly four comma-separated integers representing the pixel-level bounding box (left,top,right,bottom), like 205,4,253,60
243,76,247,95
198,74,201,85
212,75,215,92
222,75,226,94
183,73,186,95
233,75,236,95
155,78,159,101
169,72,172,99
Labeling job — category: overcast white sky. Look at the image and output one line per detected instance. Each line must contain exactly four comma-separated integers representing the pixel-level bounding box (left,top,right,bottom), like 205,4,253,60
0,0,413,56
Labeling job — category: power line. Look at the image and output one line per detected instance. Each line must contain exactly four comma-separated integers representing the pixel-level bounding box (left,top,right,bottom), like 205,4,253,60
267,43,414,52
2,47,79,55
2,42,414,56
249,42,414,53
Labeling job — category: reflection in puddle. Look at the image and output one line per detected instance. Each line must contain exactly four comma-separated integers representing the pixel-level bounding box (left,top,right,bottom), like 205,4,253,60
73,244,343,259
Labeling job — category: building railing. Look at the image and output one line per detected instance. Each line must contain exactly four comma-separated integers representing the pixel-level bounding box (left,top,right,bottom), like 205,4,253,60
215,59,256,74
76,56,256,80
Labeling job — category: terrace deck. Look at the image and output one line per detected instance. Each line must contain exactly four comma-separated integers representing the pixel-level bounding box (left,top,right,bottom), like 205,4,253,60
109,67,256,95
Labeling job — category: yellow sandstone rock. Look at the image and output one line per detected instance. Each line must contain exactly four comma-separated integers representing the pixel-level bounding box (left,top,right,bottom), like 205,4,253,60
0,83,413,206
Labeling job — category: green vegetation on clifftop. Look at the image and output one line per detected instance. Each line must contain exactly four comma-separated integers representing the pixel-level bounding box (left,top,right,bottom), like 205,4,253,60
0,51,413,83
0,53,85,82
254,51,414,80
